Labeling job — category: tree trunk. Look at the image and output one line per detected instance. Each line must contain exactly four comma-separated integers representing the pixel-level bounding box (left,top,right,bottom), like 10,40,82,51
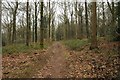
97,4,100,36
48,0,51,41
0,0,2,48
21,13,25,42
51,18,55,41
64,1,68,40
101,2,105,37
112,0,115,28
12,2,18,43
78,3,83,39
75,1,78,39
35,2,37,42
0,0,1,78
32,15,35,42
85,1,89,38
90,2,97,50
117,1,120,79
26,1,29,46
28,8,31,43
107,0,115,35
118,2,120,28
70,9,74,39
40,1,44,48
8,26,12,44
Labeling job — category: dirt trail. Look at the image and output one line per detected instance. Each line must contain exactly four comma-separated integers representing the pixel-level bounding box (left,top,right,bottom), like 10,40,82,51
3,41,119,78
34,42,68,78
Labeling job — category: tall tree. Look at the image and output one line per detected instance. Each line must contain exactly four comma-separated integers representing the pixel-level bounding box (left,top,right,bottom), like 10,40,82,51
69,3,74,39
118,2,120,29
74,1,78,39
26,0,30,46
28,8,31,43
90,1,97,49
78,3,83,39
32,15,35,42
0,0,1,78
0,0,2,49
12,1,18,43
48,0,51,41
116,1,120,41
51,17,55,41
111,0,115,28
63,1,68,40
117,1,120,79
97,3,100,36
101,1,105,37
35,2,37,42
40,0,44,48
107,0,115,34
85,0,89,38
51,2,55,41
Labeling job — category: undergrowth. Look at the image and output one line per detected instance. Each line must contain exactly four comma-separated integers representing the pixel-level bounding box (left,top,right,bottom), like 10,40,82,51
2,43,49,54
63,39,89,50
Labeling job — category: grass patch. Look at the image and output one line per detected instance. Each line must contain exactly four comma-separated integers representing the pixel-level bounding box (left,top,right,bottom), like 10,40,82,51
63,39,89,50
2,42,50,54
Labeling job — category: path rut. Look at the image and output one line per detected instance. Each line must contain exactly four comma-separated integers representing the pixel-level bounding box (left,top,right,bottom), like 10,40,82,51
34,42,68,78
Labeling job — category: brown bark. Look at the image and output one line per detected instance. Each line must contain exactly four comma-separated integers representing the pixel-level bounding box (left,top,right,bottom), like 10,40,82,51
8,25,12,44
70,8,74,39
101,2,105,37
75,1,78,39
40,1,44,48
90,2,97,49
32,15,35,42
48,0,51,41
112,1,115,28
12,2,18,43
0,0,2,48
35,2,37,42
85,0,89,38
51,18,55,41
28,8,31,43
107,0,115,28
63,1,68,40
78,3,83,39
26,1,29,46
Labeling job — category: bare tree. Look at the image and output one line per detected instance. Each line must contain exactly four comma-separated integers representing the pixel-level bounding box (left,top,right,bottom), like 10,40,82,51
40,0,44,48
0,0,2,48
90,1,97,49
26,0,30,46
35,2,37,42
78,3,83,39
85,0,89,38
12,1,18,43
32,14,35,42
101,1,105,37
48,0,51,41
68,2,73,39
64,1,67,40
51,2,55,41
107,0,115,29
74,1,78,39
51,17,55,41
0,0,1,78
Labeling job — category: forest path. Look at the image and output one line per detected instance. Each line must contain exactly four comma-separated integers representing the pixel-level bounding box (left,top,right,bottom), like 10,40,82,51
34,42,69,78
3,41,119,78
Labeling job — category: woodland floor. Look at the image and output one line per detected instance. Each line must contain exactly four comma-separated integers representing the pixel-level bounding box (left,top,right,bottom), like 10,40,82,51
2,40,120,78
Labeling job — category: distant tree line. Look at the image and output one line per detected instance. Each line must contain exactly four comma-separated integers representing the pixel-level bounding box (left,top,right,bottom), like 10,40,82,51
1,0,120,49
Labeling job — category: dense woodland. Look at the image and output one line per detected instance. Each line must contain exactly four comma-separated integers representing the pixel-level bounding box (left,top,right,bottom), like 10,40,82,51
1,0,120,78
1,0,120,47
